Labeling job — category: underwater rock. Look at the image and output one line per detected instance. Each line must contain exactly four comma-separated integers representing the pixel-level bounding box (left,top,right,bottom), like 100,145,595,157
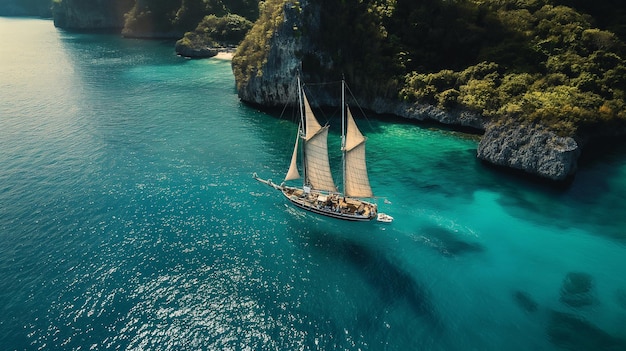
513,290,538,313
560,272,594,308
547,311,626,351
419,226,483,257
615,289,626,310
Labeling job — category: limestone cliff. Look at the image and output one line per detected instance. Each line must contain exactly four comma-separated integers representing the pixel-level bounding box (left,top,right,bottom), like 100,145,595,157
235,1,391,110
234,2,304,108
52,0,133,30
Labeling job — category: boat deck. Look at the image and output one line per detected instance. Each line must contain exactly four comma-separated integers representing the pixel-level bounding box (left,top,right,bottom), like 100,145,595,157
281,187,377,221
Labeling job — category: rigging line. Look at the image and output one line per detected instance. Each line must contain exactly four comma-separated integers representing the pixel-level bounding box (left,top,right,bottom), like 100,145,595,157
277,94,290,120
344,82,375,132
312,101,340,126
277,78,302,154
281,77,302,124
304,80,343,86
301,82,335,125
277,89,301,129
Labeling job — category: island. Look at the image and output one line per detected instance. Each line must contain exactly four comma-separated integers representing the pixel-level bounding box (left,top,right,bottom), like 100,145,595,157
232,0,626,181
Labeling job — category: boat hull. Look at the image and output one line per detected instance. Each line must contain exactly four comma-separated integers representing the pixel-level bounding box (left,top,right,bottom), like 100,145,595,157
285,196,374,221
281,186,376,222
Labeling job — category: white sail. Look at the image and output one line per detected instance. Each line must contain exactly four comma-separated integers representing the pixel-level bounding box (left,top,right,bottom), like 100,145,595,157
285,134,300,181
344,107,373,197
303,92,323,141
304,126,337,191
301,91,337,192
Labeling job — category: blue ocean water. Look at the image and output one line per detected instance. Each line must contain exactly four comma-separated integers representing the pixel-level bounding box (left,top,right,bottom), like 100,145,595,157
1,17,626,350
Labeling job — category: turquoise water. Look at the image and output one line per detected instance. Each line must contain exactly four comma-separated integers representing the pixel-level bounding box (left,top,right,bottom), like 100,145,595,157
1,17,626,350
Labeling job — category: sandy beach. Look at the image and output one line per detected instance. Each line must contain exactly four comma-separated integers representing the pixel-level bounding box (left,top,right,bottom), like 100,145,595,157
214,51,234,60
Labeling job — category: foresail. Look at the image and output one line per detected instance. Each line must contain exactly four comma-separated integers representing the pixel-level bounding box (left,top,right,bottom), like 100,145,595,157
285,134,300,181
344,107,373,197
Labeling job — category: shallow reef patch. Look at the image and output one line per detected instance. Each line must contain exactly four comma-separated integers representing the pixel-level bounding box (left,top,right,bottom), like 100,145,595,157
560,271,595,308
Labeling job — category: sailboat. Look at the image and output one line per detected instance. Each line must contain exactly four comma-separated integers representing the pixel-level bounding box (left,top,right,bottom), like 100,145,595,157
254,76,391,222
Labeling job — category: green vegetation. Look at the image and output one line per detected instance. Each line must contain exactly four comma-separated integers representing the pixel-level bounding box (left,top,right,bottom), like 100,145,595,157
232,0,287,88
235,0,626,136
393,1,626,135
554,0,626,42
123,0,259,37
176,14,253,52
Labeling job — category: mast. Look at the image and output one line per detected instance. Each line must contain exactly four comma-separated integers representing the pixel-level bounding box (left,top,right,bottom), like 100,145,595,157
341,78,346,196
285,75,305,184
297,75,306,187
300,76,337,193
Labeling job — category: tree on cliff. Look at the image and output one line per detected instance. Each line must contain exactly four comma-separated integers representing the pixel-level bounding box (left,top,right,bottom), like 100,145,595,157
175,14,253,57
397,1,626,136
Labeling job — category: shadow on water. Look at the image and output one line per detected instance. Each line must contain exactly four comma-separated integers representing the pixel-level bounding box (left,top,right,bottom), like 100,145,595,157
547,311,626,351
616,289,626,310
512,290,538,313
417,226,484,257
299,229,442,330
484,138,626,244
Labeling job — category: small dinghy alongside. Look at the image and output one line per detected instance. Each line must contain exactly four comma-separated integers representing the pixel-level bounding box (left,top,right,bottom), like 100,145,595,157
377,213,394,223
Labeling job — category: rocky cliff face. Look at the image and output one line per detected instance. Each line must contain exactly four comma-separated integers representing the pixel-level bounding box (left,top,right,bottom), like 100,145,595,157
233,0,584,182
52,0,133,30
236,2,313,107
477,122,581,181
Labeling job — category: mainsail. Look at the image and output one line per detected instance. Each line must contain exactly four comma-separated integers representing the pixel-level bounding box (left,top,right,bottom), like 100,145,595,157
301,91,337,192
343,107,373,197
